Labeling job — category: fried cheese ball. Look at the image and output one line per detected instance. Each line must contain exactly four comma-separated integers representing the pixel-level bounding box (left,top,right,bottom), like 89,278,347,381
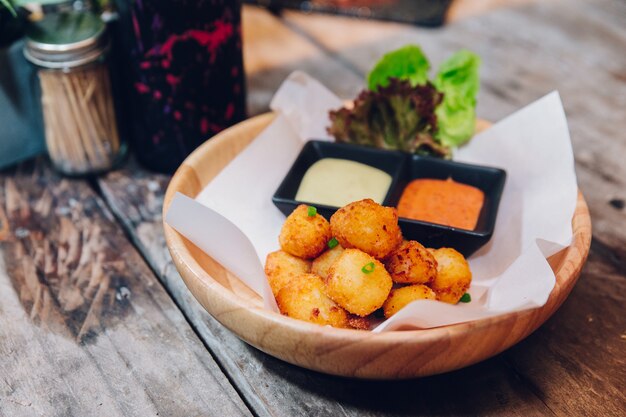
382,285,437,318
347,314,374,331
326,249,393,316
428,248,472,304
311,244,344,279
279,204,331,259
265,250,312,296
276,273,349,328
385,240,438,285
330,199,403,259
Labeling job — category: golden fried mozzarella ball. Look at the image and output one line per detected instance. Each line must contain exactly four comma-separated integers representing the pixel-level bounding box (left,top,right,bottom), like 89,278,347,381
279,205,331,259
347,314,374,331
265,250,312,296
428,248,472,304
311,243,344,279
330,199,403,259
382,285,437,318
276,273,349,328
385,240,438,285
326,248,393,316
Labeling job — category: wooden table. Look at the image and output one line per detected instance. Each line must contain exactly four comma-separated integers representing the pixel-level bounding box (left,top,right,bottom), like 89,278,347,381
1,1,625,415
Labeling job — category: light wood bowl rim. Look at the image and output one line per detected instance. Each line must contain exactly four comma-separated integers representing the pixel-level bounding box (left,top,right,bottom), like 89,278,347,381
163,112,591,378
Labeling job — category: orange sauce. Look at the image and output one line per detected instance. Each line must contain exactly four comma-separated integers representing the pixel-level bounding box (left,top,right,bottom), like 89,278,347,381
397,178,484,230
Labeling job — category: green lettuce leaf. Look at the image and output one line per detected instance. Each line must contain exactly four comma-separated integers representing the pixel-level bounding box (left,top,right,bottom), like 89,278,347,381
367,45,430,91
354,45,481,155
1,0,17,17
433,50,481,147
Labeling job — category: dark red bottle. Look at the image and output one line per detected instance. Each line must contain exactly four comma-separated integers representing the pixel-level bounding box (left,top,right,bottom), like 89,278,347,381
113,0,246,173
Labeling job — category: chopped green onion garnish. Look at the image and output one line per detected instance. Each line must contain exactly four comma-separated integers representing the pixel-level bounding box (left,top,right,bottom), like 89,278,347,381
328,237,339,249
361,262,375,274
307,206,317,217
459,293,471,303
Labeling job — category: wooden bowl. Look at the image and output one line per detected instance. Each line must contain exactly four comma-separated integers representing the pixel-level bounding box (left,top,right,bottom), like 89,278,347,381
163,113,591,379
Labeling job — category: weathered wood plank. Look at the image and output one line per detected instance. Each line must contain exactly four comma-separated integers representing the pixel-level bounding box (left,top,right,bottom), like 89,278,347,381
0,160,252,417
243,6,364,116
447,0,543,21
504,245,626,417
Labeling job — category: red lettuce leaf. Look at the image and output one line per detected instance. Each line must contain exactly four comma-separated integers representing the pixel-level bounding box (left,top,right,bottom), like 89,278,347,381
328,78,448,157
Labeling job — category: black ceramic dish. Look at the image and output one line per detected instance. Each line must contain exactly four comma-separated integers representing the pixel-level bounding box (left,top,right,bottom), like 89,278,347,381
272,140,506,257
273,140,406,220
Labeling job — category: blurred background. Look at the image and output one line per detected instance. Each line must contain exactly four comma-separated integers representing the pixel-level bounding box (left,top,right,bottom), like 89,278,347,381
0,0,485,174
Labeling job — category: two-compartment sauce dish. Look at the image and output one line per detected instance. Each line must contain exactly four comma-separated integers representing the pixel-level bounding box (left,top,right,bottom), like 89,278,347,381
273,140,506,257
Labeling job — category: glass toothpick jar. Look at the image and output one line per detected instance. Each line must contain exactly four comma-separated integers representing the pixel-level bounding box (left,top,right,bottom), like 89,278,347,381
24,11,125,176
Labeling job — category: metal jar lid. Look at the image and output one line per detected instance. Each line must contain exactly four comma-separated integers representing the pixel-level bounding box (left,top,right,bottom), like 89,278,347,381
24,11,108,69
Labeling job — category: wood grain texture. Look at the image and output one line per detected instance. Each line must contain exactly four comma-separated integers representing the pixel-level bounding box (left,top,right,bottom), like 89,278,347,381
447,0,543,21
0,161,251,417
242,6,364,116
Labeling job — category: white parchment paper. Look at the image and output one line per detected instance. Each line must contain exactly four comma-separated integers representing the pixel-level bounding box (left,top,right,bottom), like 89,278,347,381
166,71,578,331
